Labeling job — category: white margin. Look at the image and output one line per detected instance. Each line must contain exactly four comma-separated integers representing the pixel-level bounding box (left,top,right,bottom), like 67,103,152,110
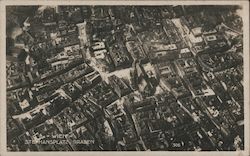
0,1,249,156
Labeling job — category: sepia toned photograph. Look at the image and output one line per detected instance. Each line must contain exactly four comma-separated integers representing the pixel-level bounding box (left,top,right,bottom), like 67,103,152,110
1,0,249,155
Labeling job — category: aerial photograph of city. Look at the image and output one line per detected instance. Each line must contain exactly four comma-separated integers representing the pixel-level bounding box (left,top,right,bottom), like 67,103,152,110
6,5,244,151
